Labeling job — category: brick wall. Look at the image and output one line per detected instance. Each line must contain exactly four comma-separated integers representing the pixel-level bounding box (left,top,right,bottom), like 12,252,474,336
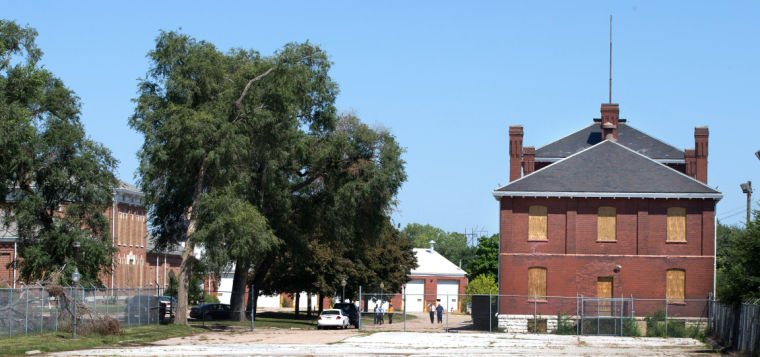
499,196,716,317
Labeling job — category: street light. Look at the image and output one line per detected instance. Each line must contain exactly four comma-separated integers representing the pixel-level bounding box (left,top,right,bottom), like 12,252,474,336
71,241,81,339
341,279,347,303
741,181,753,226
72,267,80,339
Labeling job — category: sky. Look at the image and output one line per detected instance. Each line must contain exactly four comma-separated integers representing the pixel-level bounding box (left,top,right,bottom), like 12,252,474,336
5,1,759,237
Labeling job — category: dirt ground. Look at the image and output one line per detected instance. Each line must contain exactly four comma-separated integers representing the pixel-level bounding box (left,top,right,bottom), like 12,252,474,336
51,313,717,357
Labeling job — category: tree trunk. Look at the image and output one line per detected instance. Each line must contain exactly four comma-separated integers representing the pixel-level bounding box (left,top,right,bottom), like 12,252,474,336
230,259,251,321
174,162,206,325
251,256,273,315
318,293,324,314
295,293,300,316
307,294,312,318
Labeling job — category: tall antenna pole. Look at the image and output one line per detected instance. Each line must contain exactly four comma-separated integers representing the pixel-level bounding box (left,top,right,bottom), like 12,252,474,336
609,15,612,104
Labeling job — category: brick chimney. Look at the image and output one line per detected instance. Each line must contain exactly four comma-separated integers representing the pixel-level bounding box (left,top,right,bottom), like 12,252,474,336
694,127,709,184
600,103,620,140
509,126,523,182
684,149,697,179
522,146,535,175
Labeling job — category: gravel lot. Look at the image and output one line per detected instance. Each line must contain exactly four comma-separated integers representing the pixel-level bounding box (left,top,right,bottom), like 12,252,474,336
51,329,716,356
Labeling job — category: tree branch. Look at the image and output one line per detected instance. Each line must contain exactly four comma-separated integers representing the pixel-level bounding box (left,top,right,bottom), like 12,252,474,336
234,67,275,111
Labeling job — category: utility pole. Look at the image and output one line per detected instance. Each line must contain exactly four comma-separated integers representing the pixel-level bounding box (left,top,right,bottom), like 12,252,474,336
740,181,752,226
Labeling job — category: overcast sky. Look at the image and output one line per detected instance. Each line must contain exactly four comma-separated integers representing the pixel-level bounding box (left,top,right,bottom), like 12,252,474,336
5,0,759,236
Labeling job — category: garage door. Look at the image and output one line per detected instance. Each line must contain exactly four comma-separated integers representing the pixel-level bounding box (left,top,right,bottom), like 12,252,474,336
437,280,460,312
404,280,425,312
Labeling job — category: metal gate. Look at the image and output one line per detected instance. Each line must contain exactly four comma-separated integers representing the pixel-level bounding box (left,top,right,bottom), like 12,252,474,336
579,297,630,335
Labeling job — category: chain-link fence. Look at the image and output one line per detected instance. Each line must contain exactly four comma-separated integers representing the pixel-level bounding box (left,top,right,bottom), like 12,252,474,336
709,299,759,356
0,286,168,339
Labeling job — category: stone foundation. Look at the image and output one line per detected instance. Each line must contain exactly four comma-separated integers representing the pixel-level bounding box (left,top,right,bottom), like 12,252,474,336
498,314,558,333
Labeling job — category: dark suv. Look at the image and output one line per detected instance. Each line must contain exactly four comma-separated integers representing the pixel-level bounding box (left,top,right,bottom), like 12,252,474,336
332,302,359,328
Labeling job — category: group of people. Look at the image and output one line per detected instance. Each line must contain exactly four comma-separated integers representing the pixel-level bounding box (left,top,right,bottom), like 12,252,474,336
373,303,393,324
427,301,445,324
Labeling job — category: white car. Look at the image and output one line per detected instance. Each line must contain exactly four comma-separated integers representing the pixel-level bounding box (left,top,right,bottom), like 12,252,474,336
317,309,350,329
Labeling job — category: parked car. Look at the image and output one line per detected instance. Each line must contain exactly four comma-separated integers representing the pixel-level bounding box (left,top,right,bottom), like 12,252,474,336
332,302,359,328
124,295,161,324
317,309,350,329
158,296,177,320
190,303,232,320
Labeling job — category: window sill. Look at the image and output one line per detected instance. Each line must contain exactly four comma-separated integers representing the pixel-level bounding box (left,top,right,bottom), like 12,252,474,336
595,240,617,243
665,241,688,244
667,301,686,305
527,239,548,242
527,299,548,303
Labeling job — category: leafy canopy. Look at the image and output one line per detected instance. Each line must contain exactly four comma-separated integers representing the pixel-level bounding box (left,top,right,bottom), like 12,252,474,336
0,20,117,285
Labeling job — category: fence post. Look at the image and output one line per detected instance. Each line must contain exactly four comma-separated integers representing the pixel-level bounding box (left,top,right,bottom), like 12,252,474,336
251,283,256,331
73,286,77,339
138,287,142,326
533,294,537,333
9,289,13,338
402,286,406,332
576,294,579,335
596,297,599,335
40,287,44,333
358,285,362,331
489,290,492,333
445,293,449,333
25,286,29,336
580,294,584,335
664,297,668,338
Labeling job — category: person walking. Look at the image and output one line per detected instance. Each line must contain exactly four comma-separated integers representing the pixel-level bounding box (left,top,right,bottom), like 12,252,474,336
436,302,444,324
388,304,393,324
427,302,435,324
378,304,384,325
373,305,378,324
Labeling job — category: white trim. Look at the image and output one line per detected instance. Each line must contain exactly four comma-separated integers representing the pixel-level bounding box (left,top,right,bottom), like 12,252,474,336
493,191,722,200
537,157,685,164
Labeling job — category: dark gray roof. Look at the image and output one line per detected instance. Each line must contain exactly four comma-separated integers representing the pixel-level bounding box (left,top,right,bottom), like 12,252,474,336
535,123,685,161
494,140,721,199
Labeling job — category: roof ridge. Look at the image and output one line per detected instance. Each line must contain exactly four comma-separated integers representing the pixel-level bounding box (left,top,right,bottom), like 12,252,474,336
495,139,608,191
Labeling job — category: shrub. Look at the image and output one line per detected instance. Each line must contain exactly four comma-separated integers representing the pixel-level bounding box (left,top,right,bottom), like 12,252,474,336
622,317,641,337
644,310,704,338
203,294,220,304
553,313,576,335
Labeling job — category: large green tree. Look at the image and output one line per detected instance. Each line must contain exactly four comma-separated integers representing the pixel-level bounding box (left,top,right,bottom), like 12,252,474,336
131,31,406,323
403,223,476,272
717,213,760,305
468,233,499,281
0,20,117,285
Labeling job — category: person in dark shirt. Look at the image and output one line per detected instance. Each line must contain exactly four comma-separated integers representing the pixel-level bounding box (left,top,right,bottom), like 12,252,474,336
436,303,444,324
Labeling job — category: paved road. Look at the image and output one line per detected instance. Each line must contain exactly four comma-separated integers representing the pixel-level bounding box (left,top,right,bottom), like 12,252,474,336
53,331,716,356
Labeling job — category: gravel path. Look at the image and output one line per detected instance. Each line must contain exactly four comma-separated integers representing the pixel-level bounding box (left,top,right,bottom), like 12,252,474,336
51,330,716,356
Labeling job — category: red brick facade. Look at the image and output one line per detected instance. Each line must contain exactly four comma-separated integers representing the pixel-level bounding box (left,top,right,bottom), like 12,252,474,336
499,105,717,318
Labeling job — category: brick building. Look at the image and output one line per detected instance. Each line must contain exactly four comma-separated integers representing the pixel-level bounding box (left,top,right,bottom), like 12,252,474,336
493,103,721,323
0,181,182,290
385,242,467,313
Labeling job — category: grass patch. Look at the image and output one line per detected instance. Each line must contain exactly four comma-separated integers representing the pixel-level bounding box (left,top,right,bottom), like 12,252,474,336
0,324,202,355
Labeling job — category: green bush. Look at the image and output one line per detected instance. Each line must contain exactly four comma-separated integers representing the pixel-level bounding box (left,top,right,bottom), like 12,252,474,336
203,294,220,304
622,317,641,337
553,313,576,335
644,310,704,338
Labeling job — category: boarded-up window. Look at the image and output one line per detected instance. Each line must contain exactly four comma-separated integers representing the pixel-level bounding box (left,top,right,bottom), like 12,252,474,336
666,269,685,302
528,267,547,300
597,277,613,316
528,205,548,241
597,206,616,241
667,207,686,242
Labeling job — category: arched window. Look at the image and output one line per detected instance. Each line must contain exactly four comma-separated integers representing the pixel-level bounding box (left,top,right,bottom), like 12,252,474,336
528,205,548,241
667,207,686,242
597,206,616,241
